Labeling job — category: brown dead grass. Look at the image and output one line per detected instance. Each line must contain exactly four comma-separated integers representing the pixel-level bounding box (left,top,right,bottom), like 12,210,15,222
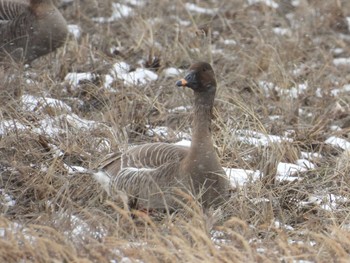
1,0,350,262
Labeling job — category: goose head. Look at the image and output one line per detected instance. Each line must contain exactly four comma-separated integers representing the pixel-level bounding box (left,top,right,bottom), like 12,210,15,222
176,62,217,93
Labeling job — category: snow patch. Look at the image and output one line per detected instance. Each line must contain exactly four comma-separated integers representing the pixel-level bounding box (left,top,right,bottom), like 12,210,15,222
0,120,27,135
163,67,183,77
325,136,350,150
258,81,308,99
21,94,72,112
224,168,261,187
277,162,307,180
67,24,81,39
222,39,237,45
247,0,278,9
184,3,218,15
92,3,133,23
273,27,292,37
333,57,350,66
235,129,293,146
175,139,191,147
0,189,16,208
330,84,350,96
168,106,192,113
65,72,95,87
300,151,322,160
111,62,158,86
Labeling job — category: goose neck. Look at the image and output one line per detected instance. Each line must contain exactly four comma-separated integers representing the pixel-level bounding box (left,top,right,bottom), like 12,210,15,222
190,91,215,152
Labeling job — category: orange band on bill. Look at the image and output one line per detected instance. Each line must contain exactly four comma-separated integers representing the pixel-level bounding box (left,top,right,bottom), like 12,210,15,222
179,79,187,86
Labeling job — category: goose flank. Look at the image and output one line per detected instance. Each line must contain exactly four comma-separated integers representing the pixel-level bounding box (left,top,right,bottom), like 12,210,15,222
93,62,231,211
0,0,68,63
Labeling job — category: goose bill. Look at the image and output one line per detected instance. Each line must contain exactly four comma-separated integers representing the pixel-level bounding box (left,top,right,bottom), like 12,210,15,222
176,78,188,87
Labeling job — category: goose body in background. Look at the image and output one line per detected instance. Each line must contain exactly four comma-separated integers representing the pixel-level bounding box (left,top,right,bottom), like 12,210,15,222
0,0,68,63
94,62,231,211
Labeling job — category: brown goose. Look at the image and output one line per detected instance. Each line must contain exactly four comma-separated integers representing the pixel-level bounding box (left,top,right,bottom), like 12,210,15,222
94,62,230,211
0,0,68,63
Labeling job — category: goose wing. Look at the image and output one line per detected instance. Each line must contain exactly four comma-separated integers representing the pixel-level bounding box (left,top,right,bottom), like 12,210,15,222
121,142,188,169
109,143,190,209
0,1,27,21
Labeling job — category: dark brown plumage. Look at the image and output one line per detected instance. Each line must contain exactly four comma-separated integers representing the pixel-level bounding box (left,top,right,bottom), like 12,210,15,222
0,0,68,63
94,62,230,211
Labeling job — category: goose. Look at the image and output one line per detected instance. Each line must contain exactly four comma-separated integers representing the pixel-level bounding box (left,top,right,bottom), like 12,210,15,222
0,0,68,63
93,62,231,211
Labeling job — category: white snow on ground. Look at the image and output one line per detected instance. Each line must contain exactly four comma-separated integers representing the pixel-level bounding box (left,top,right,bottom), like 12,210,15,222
67,24,81,39
168,106,192,113
32,117,64,137
273,27,292,37
299,194,349,211
330,84,350,96
296,159,315,169
103,74,116,90
163,67,183,77
21,94,72,112
0,110,108,140
146,126,170,138
64,165,92,175
225,127,318,186
174,139,191,147
291,0,300,7
222,39,237,45
119,68,158,86
276,162,307,181
333,57,350,66
184,3,218,15
64,114,99,130
112,61,131,74
66,214,107,240
274,221,294,231
211,230,231,245
300,151,322,160
110,61,158,86
92,3,133,23
146,125,191,141
0,189,16,208
258,80,308,99
247,0,279,9
35,114,99,136
331,48,344,55
235,129,293,146
125,0,145,7
64,61,159,90
0,222,22,238
0,120,27,135
325,136,350,150
224,160,313,187
224,168,261,187
64,72,95,87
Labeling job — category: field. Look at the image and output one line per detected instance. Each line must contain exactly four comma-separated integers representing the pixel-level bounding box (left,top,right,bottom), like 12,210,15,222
1,0,350,262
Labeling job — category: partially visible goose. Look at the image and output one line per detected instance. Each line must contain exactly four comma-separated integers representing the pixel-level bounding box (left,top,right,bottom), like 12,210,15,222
0,0,68,63
94,62,230,211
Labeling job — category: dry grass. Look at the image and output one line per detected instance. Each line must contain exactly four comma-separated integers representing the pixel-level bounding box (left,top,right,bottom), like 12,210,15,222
1,0,350,262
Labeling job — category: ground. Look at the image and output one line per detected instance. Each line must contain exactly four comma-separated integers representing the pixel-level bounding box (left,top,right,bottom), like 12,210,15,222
1,0,350,262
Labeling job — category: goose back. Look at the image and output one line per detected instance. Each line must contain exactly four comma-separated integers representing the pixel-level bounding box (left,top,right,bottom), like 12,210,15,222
0,0,68,63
